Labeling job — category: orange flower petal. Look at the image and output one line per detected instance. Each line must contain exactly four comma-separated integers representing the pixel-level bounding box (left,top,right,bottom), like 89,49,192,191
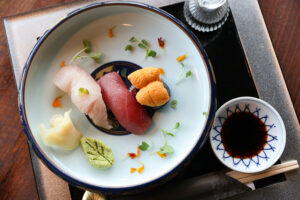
130,168,137,173
137,165,144,174
52,98,62,108
158,68,164,75
176,53,187,62
156,152,166,158
60,61,65,68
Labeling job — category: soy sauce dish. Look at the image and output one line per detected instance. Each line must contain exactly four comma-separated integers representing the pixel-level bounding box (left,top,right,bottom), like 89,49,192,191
19,2,216,193
210,97,286,173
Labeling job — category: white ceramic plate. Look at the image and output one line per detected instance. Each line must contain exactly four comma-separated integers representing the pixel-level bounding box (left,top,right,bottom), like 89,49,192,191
19,2,216,192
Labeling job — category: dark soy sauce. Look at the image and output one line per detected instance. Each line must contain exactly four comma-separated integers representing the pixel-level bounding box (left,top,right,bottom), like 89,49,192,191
220,111,268,159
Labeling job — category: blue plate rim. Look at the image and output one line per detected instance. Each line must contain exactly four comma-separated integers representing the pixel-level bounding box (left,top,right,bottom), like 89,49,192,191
18,1,217,193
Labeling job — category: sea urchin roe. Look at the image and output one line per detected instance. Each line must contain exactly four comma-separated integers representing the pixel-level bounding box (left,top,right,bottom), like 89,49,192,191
136,81,170,107
52,97,62,108
158,37,165,48
128,67,162,89
128,147,140,159
176,53,187,62
156,151,166,158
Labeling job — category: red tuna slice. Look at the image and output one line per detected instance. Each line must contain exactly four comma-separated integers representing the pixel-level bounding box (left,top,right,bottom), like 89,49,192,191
97,72,152,134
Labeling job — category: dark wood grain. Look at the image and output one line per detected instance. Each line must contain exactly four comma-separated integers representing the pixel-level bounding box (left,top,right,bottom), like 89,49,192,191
0,0,299,199
258,0,300,121
0,1,73,199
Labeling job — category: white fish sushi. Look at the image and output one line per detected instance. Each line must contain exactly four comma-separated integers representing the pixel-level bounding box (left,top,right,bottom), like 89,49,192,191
53,65,111,129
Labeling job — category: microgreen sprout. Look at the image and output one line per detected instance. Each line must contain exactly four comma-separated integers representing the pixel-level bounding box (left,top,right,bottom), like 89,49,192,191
125,44,133,51
203,112,207,116
170,100,177,109
128,36,157,58
139,141,150,151
70,40,102,64
176,62,192,84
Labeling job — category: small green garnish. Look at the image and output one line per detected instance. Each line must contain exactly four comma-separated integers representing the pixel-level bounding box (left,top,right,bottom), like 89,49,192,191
203,112,207,116
159,144,174,154
138,43,148,50
139,141,150,151
78,88,89,96
125,44,133,51
170,100,177,109
82,40,92,53
89,52,102,64
159,132,174,155
129,36,157,58
70,40,102,64
180,62,185,67
173,122,180,129
120,68,127,78
129,36,137,42
161,122,180,137
147,50,157,58
186,70,192,78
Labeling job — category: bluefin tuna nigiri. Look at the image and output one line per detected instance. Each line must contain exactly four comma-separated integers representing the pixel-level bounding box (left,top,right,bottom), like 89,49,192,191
97,72,152,134
53,65,111,129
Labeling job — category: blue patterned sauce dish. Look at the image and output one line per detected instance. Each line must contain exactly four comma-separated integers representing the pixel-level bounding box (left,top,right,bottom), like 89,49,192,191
210,97,286,173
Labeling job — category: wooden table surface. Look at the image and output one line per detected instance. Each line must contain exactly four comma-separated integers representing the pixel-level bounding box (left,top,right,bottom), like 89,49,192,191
0,0,299,199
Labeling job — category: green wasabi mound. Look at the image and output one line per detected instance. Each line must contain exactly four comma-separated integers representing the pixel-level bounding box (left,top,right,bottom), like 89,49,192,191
80,137,114,169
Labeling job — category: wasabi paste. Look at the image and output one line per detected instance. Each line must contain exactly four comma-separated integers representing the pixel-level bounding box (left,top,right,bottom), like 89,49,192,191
80,137,114,169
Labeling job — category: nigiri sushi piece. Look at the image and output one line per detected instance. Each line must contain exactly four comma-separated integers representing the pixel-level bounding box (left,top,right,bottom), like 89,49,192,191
128,67,164,89
97,72,152,134
136,81,170,107
53,65,112,129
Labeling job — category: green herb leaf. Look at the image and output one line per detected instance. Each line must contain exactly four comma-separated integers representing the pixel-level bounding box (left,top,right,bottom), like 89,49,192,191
170,100,177,109
120,68,127,78
147,50,157,58
186,70,192,78
80,137,114,169
173,122,180,129
79,88,89,96
138,42,148,50
141,39,148,45
125,44,133,51
159,144,174,154
129,36,137,42
165,132,174,136
83,40,92,53
139,141,150,151
89,52,102,64
203,112,207,116
180,62,184,68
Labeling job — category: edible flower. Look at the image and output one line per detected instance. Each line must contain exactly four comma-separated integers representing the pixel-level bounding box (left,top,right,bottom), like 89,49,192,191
108,26,116,38
52,97,62,108
156,151,166,158
176,53,187,62
158,37,165,49
130,168,137,173
128,147,140,159
137,164,144,174
60,61,65,68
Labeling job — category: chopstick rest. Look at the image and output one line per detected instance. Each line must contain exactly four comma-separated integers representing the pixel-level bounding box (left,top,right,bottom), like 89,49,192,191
226,160,299,184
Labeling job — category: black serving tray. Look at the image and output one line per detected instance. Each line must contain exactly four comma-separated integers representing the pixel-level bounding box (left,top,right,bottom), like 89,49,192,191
68,2,285,199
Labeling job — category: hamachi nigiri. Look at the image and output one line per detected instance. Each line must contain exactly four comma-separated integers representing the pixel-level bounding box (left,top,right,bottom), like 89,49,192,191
53,65,112,129
97,72,152,134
